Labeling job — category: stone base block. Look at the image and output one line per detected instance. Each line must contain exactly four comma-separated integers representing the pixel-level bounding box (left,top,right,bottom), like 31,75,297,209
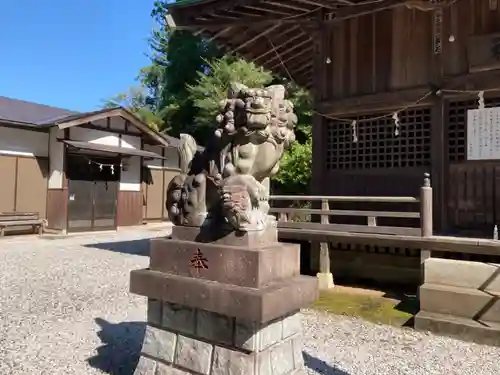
316,272,334,290
415,311,500,347
149,237,301,288
134,301,306,375
423,258,500,292
419,283,494,319
131,269,318,323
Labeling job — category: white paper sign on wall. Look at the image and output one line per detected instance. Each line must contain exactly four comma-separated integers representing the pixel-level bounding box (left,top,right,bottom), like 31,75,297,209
467,107,500,160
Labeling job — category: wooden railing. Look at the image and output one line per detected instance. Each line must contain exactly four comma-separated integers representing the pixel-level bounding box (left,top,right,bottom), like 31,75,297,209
268,173,500,285
270,195,424,236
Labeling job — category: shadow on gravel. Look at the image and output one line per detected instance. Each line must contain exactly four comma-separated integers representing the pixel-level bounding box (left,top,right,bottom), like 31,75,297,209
88,318,146,375
84,239,151,256
303,352,351,375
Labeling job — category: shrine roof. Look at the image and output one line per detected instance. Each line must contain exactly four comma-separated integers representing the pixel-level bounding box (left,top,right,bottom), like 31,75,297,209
167,0,408,88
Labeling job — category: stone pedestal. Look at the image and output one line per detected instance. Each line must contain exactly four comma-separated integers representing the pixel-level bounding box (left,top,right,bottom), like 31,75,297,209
130,225,318,375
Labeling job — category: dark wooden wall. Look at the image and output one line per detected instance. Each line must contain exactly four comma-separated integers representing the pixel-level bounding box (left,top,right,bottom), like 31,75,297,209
313,0,500,235
143,168,180,222
46,189,67,230
142,145,181,223
319,0,500,101
117,191,143,227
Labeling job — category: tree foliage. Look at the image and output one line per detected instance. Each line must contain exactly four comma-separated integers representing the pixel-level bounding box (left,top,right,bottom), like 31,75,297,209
150,0,222,138
273,127,312,194
102,86,165,131
187,56,273,136
272,84,312,194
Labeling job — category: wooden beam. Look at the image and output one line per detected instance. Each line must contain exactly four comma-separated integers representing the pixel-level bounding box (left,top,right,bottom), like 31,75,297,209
251,26,303,60
218,8,266,18
223,7,271,17
243,4,298,16
327,0,406,23
172,0,403,29
443,69,500,92
57,108,123,129
274,63,312,82
176,0,259,21
208,27,233,41
268,48,313,70
266,47,313,74
81,122,141,136
230,23,282,53
277,229,500,256
207,13,239,20
285,52,313,71
259,37,311,65
176,17,316,29
293,0,344,9
332,0,355,5
263,0,315,12
291,62,313,75
317,86,433,116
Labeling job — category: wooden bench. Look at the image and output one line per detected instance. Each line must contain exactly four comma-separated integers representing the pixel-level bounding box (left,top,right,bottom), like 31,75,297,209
0,212,44,237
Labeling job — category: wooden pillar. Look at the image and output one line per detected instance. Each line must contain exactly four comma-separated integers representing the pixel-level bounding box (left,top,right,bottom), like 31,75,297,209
430,6,447,233
61,128,70,233
431,95,447,234
317,198,334,290
311,24,326,196
420,173,433,284
310,22,329,277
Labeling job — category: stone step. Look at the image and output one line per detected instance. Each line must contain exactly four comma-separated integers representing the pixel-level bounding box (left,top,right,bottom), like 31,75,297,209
415,311,500,347
423,258,500,292
419,283,496,320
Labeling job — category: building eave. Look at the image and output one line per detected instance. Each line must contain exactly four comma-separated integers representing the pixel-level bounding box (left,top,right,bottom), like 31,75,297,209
167,0,409,88
51,107,171,148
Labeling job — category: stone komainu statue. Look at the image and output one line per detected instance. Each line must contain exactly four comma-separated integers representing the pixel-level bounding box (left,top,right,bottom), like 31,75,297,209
165,82,297,231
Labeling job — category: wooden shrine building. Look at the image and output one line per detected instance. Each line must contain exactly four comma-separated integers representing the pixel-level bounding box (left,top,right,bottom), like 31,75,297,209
0,97,182,235
169,0,500,237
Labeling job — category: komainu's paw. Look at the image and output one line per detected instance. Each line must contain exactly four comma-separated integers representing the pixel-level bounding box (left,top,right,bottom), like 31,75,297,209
256,184,269,201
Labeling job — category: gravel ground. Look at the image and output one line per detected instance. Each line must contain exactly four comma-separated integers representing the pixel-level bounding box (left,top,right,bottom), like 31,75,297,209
0,226,499,375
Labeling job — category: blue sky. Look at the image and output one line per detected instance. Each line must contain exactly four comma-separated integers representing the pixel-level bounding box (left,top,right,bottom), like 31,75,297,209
0,0,156,112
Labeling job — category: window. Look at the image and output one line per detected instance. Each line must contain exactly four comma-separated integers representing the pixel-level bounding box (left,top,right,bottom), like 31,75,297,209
326,107,432,170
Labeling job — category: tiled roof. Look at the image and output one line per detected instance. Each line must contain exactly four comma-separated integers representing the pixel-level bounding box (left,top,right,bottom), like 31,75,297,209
0,95,193,149
0,96,77,125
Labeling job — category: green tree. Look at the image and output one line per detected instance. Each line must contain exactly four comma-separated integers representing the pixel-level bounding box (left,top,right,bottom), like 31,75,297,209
187,56,273,138
149,0,222,138
102,85,166,131
273,127,312,195
272,86,312,194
